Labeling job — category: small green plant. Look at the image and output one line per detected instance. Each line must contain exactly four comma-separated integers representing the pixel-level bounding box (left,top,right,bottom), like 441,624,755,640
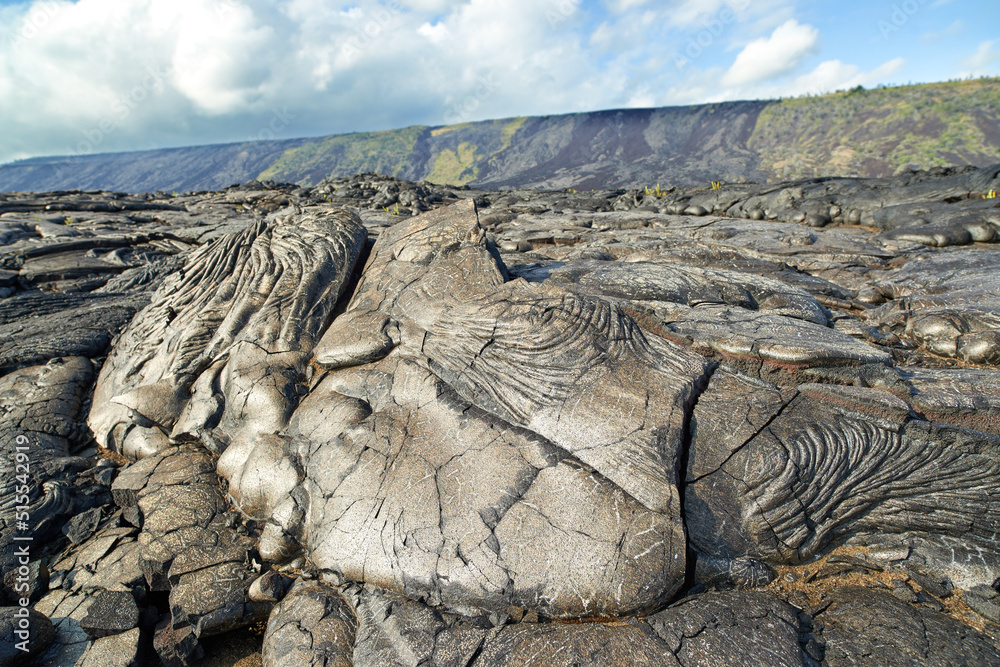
64,216,76,225
984,189,997,199
643,184,665,197
711,181,723,190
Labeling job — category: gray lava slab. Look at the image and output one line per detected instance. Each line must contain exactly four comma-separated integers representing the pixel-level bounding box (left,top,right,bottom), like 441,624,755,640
0,357,95,569
6,168,998,665
815,586,1000,666
686,367,1000,590
89,208,367,459
862,248,1000,365
262,580,355,667
111,445,267,663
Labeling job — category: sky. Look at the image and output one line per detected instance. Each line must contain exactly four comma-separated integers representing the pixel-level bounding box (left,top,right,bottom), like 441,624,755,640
0,0,997,164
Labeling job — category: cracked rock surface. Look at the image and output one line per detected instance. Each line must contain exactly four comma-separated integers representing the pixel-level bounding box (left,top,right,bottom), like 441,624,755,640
814,586,1000,666
2,169,1000,664
262,579,355,667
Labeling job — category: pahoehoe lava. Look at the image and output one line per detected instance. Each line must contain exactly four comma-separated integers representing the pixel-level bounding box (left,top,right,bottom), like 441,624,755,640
2,167,1000,665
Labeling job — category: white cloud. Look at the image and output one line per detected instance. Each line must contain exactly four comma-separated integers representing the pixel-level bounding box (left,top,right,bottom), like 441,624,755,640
788,57,905,96
958,40,1000,75
396,0,464,11
705,57,906,102
921,19,962,44
0,0,950,167
663,0,723,28
607,0,646,10
588,21,616,49
0,0,620,162
417,21,450,43
722,19,819,86
170,4,281,114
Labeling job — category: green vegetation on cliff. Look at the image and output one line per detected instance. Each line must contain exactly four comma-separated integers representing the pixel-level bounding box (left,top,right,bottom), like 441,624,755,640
499,116,529,151
423,117,528,185
254,80,1000,189
256,116,530,188
4,79,995,193
749,78,1000,181
426,141,480,185
257,126,426,186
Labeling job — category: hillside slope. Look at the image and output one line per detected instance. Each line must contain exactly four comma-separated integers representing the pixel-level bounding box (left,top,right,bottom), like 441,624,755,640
749,78,1000,180
255,102,769,190
1,77,996,193
0,139,306,193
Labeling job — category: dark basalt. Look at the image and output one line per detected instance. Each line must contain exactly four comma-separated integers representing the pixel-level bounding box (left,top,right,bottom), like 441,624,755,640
2,168,1000,664
78,590,140,638
686,369,1000,589
814,587,1000,665
262,580,355,667
0,606,55,665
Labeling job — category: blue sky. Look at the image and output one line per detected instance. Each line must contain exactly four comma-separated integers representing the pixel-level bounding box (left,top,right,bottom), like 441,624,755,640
0,0,996,164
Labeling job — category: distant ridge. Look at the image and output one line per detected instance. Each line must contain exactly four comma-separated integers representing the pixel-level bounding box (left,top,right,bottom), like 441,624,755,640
1,78,997,193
